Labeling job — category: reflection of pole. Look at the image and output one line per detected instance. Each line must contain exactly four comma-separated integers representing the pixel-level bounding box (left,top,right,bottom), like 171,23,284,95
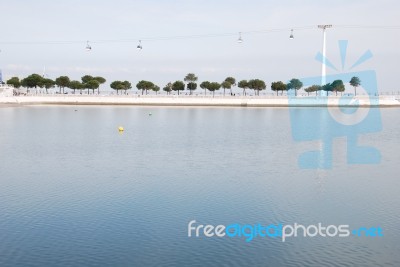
318,25,332,96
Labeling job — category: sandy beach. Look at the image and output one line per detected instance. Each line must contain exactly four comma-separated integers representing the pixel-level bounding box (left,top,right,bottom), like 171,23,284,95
0,95,399,107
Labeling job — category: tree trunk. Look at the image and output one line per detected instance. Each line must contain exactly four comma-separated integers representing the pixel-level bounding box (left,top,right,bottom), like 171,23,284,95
213,91,215,97
223,88,225,96
354,87,357,96
204,89,206,96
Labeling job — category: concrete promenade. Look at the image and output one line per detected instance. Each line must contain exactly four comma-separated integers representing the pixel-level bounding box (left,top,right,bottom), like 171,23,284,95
1,95,399,107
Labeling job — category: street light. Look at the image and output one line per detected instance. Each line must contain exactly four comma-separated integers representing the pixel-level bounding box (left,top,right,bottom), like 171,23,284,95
85,41,92,51
237,32,243,43
289,29,294,39
137,40,143,50
318,25,332,92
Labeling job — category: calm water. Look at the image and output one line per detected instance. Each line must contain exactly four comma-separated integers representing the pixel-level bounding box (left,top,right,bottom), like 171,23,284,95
0,106,399,267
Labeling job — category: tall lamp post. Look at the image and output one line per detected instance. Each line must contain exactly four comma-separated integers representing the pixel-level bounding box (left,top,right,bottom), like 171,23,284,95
318,24,332,96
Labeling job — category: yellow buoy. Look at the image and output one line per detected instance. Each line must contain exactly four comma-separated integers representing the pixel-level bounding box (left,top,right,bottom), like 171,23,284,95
118,126,124,132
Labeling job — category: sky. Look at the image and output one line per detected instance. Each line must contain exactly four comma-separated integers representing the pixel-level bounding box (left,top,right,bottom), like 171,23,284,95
0,0,399,92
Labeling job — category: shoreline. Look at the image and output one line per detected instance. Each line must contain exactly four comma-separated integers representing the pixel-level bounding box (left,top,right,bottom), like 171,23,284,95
1,95,399,107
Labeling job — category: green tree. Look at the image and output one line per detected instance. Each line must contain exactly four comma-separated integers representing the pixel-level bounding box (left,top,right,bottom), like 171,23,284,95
93,76,106,94
110,81,124,95
55,76,70,94
349,76,361,96
136,80,146,95
184,73,198,95
145,81,154,95
287,78,303,96
224,77,236,95
172,81,185,95
22,74,44,94
85,80,100,94
248,79,266,96
331,80,345,96
304,86,312,96
322,83,333,95
42,78,55,94
163,82,173,95
20,78,28,92
304,85,321,96
200,81,210,96
238,80,248,96
208,82,221,97
271,81,287,96
152,85,160,95
81,75,94,84
122,81,132,95
221,81,231,96
187,82,197,94
136,80,154,95
69,80,84,94
248,79,256,95
6,77,21,88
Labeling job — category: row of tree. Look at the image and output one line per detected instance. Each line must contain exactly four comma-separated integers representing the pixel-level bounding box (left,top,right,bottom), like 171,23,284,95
303,80,345,96
132,74,237,97
7,74,106,95
303,77,361,96
270,77,361,96
110,80,132,95
160,75,266,97
134,75,360,97
6,73,362,96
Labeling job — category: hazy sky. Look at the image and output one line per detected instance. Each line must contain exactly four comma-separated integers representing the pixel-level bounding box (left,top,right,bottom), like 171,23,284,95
0,0,399,91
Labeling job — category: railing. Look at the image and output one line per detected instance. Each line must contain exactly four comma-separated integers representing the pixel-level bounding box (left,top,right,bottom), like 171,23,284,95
8,87,400,98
